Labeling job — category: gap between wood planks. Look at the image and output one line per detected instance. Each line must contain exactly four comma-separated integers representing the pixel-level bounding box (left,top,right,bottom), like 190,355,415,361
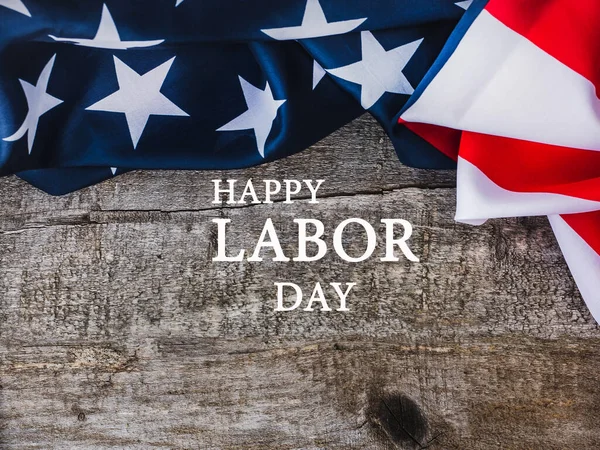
0,185,455,233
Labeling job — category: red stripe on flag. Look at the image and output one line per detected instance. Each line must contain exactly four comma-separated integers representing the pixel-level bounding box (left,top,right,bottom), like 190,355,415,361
562,211,600,257
400,120,460,161
486,0,600,92
459,132,600,202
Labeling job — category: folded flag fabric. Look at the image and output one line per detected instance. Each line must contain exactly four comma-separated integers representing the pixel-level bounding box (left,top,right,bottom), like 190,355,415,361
0,0,463,194
398,0,600,320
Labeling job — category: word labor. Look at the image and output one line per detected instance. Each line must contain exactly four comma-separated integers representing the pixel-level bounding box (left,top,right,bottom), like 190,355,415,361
211,218,420,263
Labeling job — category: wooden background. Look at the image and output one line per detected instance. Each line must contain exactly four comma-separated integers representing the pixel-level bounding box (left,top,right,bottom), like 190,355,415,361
1,116,599,449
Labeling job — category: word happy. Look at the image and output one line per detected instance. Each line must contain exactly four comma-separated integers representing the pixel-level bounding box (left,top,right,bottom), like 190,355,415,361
212,179,420,312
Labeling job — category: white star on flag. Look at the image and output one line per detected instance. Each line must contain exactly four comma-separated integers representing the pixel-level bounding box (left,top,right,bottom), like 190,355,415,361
327,31,423,109
3,55,63,154
0,0,30,16
49,4,164,49
217,77,286,158
261,0,366,40
110,167,117,175
86,56,189,149
176,0,184,6
455,0,473,10
312,60,327,89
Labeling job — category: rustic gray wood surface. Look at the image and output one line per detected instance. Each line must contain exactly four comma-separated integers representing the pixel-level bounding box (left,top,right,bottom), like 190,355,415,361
1,115,599,450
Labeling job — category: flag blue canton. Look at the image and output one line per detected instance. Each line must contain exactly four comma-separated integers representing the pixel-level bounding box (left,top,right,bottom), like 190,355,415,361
0,0,465,194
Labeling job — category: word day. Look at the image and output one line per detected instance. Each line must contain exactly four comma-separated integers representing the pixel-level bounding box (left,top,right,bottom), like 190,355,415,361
275,282,356,312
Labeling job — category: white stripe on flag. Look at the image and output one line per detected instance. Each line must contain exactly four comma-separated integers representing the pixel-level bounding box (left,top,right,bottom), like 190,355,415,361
401,10,600,151
455,157,600,223
549,215,600,320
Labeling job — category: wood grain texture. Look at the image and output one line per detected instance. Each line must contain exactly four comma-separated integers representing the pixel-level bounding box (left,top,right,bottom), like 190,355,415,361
0,115,598,450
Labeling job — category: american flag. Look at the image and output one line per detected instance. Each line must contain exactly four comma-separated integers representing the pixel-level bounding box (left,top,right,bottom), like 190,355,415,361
0,0,463,193
399,0,600,320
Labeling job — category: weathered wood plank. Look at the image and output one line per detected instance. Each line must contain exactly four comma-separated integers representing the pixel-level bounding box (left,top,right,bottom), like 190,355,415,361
0,116,598,449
